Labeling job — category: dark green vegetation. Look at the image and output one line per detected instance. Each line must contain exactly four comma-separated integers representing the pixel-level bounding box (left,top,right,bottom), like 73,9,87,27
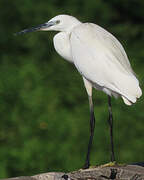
0,0,144,178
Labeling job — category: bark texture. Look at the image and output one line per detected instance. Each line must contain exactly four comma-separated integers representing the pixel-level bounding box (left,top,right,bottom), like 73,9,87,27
2,165,144,180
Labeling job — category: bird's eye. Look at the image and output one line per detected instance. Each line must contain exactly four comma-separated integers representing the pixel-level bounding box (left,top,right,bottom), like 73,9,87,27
56,20,60,24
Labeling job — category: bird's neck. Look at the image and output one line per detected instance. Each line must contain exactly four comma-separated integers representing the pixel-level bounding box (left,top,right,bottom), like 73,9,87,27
64,20,82,33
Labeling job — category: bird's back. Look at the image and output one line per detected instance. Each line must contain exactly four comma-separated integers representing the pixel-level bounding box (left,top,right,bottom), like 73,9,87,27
72,23,134,74
70,23,142,104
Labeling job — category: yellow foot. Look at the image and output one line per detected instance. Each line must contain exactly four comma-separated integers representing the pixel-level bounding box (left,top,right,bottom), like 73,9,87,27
79,162,125,171
100,161,117,167
99,162,126,168
81,162,117,170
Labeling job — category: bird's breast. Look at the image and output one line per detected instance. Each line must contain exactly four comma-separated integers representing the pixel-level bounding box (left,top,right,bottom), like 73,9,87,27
53,32,73,63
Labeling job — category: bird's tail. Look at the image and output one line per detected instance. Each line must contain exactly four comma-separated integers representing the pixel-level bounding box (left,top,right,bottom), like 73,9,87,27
121,82,142,105
109,72,142,105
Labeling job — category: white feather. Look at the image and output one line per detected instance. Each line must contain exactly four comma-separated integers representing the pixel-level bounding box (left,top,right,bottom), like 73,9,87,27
70,23,142,104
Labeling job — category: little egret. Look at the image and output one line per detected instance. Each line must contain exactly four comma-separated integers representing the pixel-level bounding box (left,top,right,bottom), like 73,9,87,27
16,15,142,169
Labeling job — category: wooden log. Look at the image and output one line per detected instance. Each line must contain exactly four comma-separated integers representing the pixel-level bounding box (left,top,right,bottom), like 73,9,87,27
2,165,144,180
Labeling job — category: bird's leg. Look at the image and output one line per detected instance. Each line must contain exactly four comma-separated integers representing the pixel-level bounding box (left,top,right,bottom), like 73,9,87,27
107,95,115,162
83,95,95,169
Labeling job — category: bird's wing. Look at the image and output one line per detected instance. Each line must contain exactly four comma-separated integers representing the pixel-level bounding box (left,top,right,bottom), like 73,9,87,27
70,23,141,102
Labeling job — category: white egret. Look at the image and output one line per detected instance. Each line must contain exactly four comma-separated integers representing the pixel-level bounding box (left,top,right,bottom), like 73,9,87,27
16,15,142,169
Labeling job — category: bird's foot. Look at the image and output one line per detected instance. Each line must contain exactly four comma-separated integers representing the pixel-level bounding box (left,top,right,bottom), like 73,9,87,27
83,161,118,169
99,161,117,168
82,162,90,169
99,161,126,168
81,162,125,171
80,165,96,171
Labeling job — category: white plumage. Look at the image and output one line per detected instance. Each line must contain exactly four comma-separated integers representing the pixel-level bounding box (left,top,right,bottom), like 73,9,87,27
51,15,142,105
16,14,142,104
70,23,142,105
16,14,142,168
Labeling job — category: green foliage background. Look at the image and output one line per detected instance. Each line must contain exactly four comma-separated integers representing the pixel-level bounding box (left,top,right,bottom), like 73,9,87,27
0,0,144,178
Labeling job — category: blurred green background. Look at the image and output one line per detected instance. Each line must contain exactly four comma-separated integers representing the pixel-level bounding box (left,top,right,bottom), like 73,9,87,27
0,0,144,178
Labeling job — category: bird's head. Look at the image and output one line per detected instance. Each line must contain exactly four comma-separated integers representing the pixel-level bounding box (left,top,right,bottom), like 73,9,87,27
15,15,81,35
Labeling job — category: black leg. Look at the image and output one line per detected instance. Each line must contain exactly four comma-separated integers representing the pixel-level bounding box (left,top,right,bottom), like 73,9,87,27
108,95,115,162
83,95,95,169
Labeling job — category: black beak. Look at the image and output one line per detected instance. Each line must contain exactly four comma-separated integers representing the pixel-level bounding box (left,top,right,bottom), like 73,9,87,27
15,21,54,35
